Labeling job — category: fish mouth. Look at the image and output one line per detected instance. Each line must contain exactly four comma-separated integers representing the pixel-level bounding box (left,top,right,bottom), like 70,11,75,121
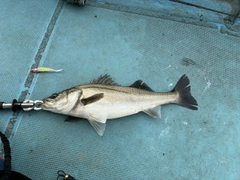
40,99,53,110
39,102,46,109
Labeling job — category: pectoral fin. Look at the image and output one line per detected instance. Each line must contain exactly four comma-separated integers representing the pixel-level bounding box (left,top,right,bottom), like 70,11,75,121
81,93,104,106
144,106,161,118
88,115,107,136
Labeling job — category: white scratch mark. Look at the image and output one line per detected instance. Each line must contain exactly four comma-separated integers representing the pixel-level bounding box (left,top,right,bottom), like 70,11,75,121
165,64,171,69
164,116,169,123
182,121,188,125
195,128,202,133
147,137,154,141
159,127,170,138
168,83,173,90
150,146,157,152
202,80,211,93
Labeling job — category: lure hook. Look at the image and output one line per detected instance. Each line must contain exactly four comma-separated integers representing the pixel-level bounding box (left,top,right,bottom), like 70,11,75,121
57,170,76,180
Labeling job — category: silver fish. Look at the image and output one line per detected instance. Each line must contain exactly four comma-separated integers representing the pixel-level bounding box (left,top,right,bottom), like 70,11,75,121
41,74,198,136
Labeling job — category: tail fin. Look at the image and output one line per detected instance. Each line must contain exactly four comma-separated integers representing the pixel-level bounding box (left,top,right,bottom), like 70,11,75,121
172,75,198,110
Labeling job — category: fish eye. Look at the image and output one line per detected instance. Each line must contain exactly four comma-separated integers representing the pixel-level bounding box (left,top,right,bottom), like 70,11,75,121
49,93,58,99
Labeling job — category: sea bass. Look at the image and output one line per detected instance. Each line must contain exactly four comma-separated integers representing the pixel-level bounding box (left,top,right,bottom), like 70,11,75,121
41,74,198,136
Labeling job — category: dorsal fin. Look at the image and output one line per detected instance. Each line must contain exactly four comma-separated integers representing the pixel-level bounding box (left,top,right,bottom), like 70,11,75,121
92,74,117,85
129,80,154,92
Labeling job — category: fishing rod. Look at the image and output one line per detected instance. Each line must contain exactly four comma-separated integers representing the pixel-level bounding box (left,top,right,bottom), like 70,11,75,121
0,130,76,180
0,100,77,179
0,99,43,112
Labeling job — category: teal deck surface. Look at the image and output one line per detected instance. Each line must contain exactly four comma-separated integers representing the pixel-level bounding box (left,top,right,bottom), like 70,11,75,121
0,1,239,179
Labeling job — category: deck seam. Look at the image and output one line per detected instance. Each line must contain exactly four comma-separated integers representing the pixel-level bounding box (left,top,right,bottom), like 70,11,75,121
4,0,65,139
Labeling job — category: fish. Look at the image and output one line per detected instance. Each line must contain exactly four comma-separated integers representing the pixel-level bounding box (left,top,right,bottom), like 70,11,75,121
41,74,198,136
31,67,63,73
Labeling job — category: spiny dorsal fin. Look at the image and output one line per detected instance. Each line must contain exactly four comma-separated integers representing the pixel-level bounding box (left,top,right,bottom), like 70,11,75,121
81,93,104,106
130,80,154,92
92,74,117,85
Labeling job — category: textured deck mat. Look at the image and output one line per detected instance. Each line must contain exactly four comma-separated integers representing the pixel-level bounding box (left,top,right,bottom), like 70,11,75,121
0,1,239,179
0,0,59,137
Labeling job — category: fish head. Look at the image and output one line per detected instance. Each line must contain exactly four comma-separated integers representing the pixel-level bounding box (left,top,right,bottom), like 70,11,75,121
41,88,82,114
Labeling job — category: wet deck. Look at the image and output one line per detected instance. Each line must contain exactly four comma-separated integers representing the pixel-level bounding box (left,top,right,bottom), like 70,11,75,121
0,0,239,179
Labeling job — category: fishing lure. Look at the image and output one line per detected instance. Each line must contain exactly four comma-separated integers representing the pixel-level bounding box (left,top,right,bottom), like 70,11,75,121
31,67,63,73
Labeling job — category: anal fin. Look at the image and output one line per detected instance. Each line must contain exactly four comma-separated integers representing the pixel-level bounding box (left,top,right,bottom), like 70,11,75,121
144,106,161,118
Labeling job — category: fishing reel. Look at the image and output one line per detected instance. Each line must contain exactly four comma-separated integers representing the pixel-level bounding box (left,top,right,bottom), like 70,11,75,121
0,131,76,180
0,99,43,112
